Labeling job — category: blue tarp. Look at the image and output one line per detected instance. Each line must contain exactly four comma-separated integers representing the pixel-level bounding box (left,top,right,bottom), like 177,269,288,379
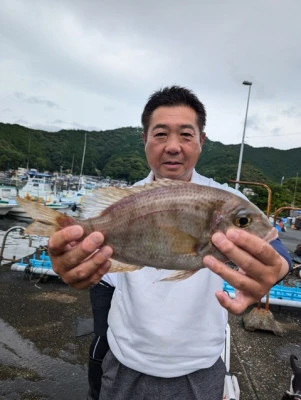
223,281,301,303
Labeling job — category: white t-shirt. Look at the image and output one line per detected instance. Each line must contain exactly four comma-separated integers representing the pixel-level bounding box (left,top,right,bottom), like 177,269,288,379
105,170,246,377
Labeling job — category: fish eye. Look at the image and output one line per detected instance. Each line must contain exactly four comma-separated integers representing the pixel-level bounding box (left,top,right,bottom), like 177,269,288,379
234,216,251,228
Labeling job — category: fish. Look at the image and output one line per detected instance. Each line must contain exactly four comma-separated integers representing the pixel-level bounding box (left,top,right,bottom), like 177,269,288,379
16,180,278,280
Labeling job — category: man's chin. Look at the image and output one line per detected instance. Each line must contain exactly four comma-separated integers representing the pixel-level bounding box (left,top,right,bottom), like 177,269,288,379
159,168,185,180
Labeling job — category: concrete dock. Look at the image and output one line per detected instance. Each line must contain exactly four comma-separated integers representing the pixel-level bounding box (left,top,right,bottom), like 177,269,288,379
0,220,300,399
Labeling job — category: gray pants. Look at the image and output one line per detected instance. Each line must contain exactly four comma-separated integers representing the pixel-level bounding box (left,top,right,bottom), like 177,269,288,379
99,350,226,400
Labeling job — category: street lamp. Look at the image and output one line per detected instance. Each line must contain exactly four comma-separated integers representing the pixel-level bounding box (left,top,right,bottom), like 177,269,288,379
235,81,253,190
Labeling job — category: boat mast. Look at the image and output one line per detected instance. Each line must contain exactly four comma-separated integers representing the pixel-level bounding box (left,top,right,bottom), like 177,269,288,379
26,132,31,172
79,132,87,189
70,154,75,175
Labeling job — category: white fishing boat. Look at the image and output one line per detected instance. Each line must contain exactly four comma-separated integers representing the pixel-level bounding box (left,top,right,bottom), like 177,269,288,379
59,189,85,207
8,198,70,220
1,170,68,219
0,203,15,216
0,185,17,199
7,206,31,219
0,188,20,216
0,196,29,219
18,169,55,201
45,202,69,210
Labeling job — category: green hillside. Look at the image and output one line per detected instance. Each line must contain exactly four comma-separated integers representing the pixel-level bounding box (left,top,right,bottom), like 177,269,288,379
1,122,300,213
0,122,299,184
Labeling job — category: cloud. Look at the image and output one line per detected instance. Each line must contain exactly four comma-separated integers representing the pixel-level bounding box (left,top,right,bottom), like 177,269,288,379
0,0,301,150
282,106,301,118
22,119,100,133
14,92,60,109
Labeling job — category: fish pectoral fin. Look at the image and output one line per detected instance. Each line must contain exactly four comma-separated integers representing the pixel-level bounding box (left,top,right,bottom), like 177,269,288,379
108,259,143,273
195,241,212,255
159,226,198,255
160,269,199,282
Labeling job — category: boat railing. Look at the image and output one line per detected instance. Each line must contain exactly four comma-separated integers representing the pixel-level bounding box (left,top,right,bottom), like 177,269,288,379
0,226,28,270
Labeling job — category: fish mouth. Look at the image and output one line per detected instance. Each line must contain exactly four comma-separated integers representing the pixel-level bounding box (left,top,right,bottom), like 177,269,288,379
263,227,279,242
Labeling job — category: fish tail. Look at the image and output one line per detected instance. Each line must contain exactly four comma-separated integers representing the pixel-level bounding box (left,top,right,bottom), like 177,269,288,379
16,197,76,237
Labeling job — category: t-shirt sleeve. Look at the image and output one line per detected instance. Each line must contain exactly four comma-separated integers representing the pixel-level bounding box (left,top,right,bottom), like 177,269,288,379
101,272,117,287
270,238,292,277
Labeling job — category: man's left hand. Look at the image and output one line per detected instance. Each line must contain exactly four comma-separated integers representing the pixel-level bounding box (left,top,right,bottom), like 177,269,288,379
203,229,289,315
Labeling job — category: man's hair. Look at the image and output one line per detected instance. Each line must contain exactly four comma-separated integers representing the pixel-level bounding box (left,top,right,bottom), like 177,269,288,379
141,85,206,134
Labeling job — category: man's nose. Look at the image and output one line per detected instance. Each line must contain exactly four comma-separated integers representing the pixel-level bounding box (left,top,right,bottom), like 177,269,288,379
165,135,181,153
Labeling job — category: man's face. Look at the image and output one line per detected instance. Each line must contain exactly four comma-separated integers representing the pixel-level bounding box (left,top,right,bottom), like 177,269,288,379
142,105,205,182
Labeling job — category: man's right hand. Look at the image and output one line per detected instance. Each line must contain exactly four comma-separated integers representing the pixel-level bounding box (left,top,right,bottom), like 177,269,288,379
48,225,113,289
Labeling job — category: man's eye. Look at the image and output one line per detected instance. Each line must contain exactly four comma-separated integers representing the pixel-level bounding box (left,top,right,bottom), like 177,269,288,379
181,132,193,137
154,132,166,137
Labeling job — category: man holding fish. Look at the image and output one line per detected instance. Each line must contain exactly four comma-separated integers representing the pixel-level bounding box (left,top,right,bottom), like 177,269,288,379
44,86,291,399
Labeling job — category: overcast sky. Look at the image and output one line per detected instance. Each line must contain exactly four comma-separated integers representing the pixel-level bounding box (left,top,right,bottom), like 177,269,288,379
1,0,301,150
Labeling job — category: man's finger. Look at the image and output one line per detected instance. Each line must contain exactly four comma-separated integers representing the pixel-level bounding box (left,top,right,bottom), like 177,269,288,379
210,231,282,281
65,259,112,289
204,255,265,296
48,226,84,256
215,290,257,315
51,231,108,273
225,229,280,265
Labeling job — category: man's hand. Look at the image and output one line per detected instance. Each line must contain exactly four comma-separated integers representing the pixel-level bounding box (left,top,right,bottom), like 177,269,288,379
48,225,113,289
203,228,289,315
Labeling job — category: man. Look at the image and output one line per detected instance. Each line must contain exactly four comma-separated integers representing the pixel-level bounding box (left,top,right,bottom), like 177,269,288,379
87,280,114,400
49,86,291,400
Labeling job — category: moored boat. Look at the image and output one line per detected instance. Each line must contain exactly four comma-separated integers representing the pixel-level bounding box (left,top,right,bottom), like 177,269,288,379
18,169,55,202
2,170,71,219
0,203,15,216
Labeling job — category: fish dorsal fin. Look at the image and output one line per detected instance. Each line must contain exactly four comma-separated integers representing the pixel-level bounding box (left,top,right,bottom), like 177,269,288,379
25,221,58,237
80,187,134,219
16,197,63,222
80,179,189,219
16,197,73,237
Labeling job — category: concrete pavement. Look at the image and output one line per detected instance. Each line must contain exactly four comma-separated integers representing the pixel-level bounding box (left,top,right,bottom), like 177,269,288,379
0,225,300,399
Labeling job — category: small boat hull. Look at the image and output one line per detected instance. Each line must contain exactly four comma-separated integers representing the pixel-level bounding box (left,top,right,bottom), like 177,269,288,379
0,204,15,216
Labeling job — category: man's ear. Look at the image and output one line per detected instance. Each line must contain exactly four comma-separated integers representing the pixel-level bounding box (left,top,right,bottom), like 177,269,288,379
142,132,147,145
200,132,206,146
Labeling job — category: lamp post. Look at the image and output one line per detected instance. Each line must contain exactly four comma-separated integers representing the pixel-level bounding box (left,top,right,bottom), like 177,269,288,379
235,81,253,190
